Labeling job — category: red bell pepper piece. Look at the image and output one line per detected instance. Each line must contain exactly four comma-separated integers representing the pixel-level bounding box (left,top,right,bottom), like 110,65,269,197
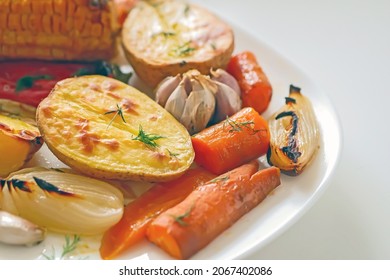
0,60,131,107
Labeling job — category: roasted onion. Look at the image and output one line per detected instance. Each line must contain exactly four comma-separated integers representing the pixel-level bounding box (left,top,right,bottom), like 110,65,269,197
0,167,124,235
267,85,320,175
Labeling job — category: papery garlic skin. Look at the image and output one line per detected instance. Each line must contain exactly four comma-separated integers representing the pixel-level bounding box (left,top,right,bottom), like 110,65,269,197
155,74,181,107
155,69,241,134
210,68,241,96
180,78,216,134
212,81,242,124
0,210,46,246
165,78,188,120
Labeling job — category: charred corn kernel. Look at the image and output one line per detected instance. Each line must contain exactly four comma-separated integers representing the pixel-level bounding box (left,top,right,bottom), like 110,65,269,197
43,0,54,14
0,14,7,29
29,15,42,32
91,23,103,37
8,14,21,31
0,0,11,13
10,0,21,12
0,0,119,61
21,14,28,30
42,15,52,34
53,0,67,14
31,1,45,14
68,1,76,16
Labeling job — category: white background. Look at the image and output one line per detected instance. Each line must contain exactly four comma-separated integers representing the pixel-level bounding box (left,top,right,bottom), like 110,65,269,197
193,0,390,259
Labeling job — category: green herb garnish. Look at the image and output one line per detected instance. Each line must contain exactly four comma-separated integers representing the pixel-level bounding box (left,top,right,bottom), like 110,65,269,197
104,104,127,129
184,4,190,16
170,204,195,227
72,68,92,77
172,41,196,57
133,125,164,148
167,149,179,158
224,117,260,134
209,175,230,183
110,64,133,84
61,235,81,258
15,75,53,92
95,62,133,83
42,235,81,260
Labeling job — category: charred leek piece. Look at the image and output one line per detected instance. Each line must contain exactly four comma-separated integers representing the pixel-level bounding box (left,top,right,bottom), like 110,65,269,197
0,210,45,246
267,85,320,175
0,167,124,235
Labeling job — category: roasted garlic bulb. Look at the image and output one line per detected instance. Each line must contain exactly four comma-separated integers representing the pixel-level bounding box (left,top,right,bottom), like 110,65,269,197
267,85,320,175
155,69,241,134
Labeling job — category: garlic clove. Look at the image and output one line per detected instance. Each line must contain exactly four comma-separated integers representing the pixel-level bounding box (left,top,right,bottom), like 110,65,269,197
210,68,241,96
164,77,189,120
0,210,46,246
180,79,216,135
212,81,242,123
155,74,181,107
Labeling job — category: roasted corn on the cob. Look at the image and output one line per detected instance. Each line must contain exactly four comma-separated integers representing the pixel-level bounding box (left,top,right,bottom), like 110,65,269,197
0,0,118,61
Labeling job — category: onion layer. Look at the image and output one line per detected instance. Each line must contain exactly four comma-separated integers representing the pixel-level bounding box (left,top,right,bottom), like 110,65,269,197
0,167,124,235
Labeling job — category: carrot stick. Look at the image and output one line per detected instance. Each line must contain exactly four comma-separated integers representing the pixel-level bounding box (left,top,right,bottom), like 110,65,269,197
226,51,273,114
146,161,281,259
191,107,270,175
99,167,214,260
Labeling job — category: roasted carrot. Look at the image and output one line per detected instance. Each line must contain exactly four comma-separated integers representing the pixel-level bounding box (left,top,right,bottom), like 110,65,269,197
191,107,270,175
99,167,214,260
226,51,273,114
146,161,281,259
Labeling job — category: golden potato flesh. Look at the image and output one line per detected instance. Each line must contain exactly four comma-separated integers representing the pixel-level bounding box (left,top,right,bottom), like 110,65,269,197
0,114,43,177
36,75,195,182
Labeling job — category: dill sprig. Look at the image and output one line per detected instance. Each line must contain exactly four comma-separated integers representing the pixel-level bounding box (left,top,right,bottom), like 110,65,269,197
152,31,176,38
42,235,81,260
224,117,261,134
184,4,190,16
133,125,164,148
104,104,126,129
61,235,81,258
209,175,230,183
170,204,195,227
172,41,196,57
167,149,179,158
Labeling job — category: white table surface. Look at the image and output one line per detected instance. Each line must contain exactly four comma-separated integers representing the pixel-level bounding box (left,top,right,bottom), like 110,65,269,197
192,0,390,259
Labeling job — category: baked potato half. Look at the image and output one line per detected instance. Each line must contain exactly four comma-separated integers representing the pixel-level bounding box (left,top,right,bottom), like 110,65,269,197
36,75,194,182
0,99,43,177
122,0,234,87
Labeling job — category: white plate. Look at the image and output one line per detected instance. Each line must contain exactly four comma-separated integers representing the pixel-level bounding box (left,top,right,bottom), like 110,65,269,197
0,23,341,260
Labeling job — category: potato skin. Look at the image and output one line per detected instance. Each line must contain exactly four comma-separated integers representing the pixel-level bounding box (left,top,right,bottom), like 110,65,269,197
36,75,195,182
122,0,235,88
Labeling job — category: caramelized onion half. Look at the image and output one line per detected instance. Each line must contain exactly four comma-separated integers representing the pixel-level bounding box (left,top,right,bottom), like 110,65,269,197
0,167,124,235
